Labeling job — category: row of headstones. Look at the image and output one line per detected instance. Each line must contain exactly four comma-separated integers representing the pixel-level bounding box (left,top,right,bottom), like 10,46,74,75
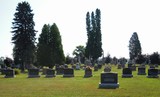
1,67,159,79
117,64,159,70
0,68,93,78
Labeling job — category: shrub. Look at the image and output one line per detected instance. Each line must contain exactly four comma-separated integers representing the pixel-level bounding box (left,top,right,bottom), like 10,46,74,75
14,69,20,75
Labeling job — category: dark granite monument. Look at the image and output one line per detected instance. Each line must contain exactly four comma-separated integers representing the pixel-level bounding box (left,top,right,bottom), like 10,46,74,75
99,72,119,89
147,68,159,78
137,67,146,75
4,69,15,78
84,67,92,77
28,69,40,78
63,68,74,77
45,69,56,78
122,68,133,78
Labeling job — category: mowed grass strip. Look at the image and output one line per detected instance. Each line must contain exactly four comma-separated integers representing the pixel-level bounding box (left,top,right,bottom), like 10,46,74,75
0,65,160,97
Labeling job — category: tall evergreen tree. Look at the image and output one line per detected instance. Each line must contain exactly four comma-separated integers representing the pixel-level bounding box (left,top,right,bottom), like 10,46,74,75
85,12,91,59
129,32,142,60
11,1,36,71
50,23,65,65
37,23,65,68
37,24,51,67
85,8,102,64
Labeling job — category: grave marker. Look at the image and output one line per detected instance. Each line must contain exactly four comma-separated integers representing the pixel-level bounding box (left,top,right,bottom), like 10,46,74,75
28,69,40,78
122,68,133,78
45,69,56,78
99,72,119,89
63,68,74,77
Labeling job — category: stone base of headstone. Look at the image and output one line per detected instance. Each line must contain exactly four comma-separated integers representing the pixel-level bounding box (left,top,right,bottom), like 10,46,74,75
99,83,119,89
63,74,74,77
138,72,146,75
28,75,40,78
147,75,159,78
84,74,92,78
46,75,55,78
122,74,133,78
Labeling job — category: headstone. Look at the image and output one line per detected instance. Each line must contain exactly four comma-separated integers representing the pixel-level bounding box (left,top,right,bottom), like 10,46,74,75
128,60,132,68
84,67,92,77
28,69,40,78
76,63,80,70
63,68,74,77
94,65,98,71
104,66,111,72
122,68,133,78
4,69,15,78
99,72,119,89
117,64,122,69
147,68,159,78
45,69,56,78
56,67,64,75
131,65,136,71
137,67,146,75
98,64,102,69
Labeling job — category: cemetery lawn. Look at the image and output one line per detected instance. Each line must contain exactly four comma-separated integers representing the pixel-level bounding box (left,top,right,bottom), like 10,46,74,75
0,65,160,97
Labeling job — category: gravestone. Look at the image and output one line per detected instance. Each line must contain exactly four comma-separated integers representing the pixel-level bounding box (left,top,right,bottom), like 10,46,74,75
104,66,111,72
4,69,15,78
122,68,133,78
76,64,80,70
84,67,92,77
63,68,74,77
28,69,40,78
147,68,159,78
137,67,146,75
98,64,102,69
45,69,56,78
94,65,98,71
99,72,119,89
56,67,64,75
131,65,136,71
117,64,122,69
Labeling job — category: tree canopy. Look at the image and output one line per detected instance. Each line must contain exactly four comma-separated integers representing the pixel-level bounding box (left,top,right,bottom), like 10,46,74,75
85,8,102,64
129,32,142,60
11,1,36,71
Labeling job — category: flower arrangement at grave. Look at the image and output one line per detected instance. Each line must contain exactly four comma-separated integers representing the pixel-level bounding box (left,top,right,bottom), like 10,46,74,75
85,66,92,70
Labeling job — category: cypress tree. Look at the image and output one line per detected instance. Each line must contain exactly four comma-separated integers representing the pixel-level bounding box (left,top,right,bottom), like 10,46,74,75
129,32,142,60
85,8,102,64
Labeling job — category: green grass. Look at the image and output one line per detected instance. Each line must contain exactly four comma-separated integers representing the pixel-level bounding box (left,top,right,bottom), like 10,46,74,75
0,65,160,97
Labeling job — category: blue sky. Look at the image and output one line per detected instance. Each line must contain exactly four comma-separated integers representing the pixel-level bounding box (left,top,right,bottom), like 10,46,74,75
1,0,160,59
